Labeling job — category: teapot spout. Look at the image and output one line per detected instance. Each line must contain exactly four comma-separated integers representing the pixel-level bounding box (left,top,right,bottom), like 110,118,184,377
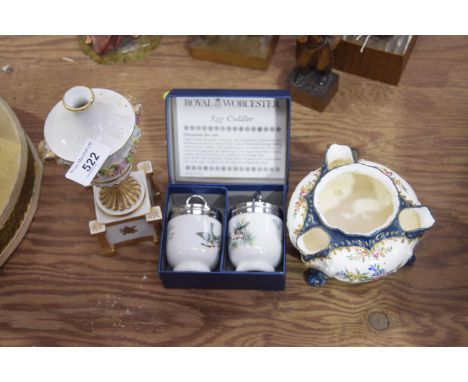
297,227,330,261
399,206,435,238
325,144,355,171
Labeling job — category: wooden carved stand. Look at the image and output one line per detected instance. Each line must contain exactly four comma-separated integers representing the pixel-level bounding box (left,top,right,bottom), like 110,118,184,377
289,70,339,112
333,35,417,85
188,36,279,70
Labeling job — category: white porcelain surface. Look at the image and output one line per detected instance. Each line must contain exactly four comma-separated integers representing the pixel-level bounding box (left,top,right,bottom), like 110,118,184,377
228,212,282,272
44,87,135,162
313,163,400,236
166,214,222,272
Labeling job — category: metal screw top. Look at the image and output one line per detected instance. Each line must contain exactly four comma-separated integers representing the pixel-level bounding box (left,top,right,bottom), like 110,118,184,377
170,194,222,221
230,192,283,218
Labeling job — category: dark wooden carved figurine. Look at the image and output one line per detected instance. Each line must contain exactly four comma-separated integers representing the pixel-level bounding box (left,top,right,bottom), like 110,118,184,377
289,35,341,112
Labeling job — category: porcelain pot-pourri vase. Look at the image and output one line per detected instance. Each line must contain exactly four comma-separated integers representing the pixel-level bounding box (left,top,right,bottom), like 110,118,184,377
39,86,143,216
287,144,435,286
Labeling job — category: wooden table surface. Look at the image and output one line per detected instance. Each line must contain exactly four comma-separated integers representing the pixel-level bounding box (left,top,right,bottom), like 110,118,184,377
0,36,467,346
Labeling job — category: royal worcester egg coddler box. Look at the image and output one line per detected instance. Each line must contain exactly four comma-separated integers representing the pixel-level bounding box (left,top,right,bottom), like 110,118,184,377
158,89,291,290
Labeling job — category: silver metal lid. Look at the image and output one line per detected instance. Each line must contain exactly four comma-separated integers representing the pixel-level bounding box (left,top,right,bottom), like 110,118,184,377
169,195,222,221
230,192,283,218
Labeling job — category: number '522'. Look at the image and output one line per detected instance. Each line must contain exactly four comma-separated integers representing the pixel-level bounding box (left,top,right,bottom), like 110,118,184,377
81,152,100,171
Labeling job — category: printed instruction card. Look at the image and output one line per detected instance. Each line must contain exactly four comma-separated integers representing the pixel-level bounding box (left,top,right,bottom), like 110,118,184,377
173,97,288,182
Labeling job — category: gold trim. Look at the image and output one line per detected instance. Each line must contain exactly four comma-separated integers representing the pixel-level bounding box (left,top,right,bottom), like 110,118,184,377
99,176,142,211
62,87,95,112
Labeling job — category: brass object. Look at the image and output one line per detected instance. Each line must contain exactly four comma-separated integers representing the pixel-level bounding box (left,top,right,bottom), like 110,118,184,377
99,176,141,211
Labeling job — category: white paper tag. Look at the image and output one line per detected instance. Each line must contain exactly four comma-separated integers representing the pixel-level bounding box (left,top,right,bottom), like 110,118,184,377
65,139,111,186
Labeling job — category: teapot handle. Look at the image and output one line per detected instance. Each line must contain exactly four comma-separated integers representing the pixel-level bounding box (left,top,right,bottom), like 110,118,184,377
325,144,355,171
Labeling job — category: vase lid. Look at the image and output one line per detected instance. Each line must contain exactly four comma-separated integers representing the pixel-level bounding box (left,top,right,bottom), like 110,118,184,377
44,86,135,162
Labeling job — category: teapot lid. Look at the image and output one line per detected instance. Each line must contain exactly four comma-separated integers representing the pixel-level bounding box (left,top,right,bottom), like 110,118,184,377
44,86,136,162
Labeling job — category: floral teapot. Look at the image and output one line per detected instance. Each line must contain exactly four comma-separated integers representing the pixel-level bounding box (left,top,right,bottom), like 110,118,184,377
287,144,435,286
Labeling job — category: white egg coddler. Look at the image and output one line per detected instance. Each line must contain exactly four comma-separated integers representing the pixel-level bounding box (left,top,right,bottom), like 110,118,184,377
166,195,222,272
228,192,283,272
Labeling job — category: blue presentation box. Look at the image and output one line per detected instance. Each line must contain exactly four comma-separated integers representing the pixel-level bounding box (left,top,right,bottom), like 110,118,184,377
158,89,291,290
